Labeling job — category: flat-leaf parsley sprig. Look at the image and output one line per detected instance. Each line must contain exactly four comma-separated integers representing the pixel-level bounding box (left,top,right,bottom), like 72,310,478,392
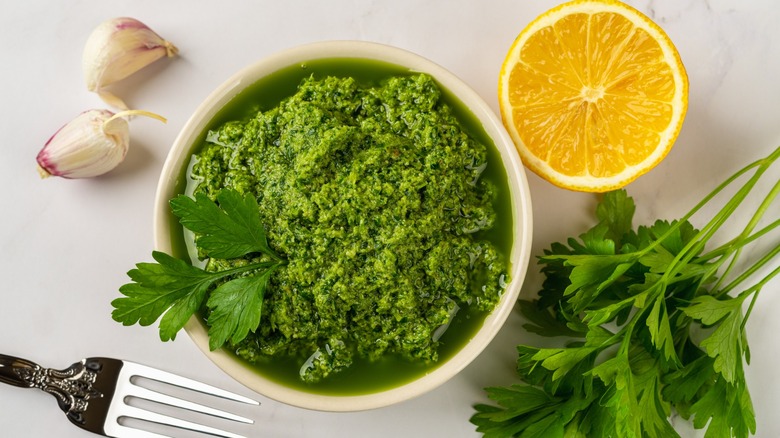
471,146,780,437
112,189,285,351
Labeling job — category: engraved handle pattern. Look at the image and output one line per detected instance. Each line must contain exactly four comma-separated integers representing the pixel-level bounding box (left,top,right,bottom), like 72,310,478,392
0,354,102,416
0,354,39,387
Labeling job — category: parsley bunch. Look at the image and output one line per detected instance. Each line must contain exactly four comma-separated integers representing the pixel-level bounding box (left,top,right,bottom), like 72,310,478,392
472,146,780,437
112,189,284,351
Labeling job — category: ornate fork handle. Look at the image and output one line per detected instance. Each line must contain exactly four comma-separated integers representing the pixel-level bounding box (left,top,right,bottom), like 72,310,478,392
0,354,103,422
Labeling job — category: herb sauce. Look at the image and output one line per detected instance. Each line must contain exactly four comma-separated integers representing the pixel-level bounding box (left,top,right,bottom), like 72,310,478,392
178,59,514,394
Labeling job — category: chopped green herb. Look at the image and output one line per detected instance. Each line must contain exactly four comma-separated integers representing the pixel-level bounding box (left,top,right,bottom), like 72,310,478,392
111,189,284,350
472,146,780,437
185,73,509,385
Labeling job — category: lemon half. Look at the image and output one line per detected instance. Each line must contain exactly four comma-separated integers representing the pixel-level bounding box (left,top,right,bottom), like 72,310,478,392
499,0,688,192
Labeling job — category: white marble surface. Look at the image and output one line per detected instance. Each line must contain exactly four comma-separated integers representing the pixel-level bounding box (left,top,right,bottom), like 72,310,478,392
1,1,779,437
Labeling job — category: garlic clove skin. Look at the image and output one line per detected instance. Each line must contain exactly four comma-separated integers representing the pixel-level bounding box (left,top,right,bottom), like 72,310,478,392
37,109,129,179
83,17,178,108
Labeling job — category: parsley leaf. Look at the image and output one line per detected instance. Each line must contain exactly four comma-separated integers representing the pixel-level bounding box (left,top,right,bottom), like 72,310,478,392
472,146,780,438
596,188,635,246
113,251,227,340
688,374,756,437
645,294,678,365
682,294,747,325
662,355,716,413
206,265,276,350
683,294,750,383
699,310,746,383
112,189,285,350
518,300,582,338
170,190,280,261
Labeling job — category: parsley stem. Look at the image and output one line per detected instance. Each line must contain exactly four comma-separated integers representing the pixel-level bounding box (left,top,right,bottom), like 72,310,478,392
698,217,780,262
651,146,780,296
649,147,780,260
601,147,780,366
740,263,780,330
635,147,779,262
709,175,780,293
717,236,780,298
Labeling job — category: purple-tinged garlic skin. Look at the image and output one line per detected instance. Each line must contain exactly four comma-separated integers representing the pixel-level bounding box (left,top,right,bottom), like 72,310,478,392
37,109,129,179
83,17,178,109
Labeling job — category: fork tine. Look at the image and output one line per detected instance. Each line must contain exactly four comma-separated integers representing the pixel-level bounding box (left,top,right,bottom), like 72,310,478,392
128,385,254,424
122,361,259,405
118,405,248,438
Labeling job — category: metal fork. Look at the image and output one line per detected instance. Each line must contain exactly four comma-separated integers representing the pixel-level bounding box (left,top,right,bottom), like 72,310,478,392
0,354,259,438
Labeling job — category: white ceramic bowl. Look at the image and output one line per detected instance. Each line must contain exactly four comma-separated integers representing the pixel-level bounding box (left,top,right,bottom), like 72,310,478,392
154,40,533,412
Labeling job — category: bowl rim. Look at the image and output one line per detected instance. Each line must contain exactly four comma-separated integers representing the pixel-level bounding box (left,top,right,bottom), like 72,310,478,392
154,40,533,412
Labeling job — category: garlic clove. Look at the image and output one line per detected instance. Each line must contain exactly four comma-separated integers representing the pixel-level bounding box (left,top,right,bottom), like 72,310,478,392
37,109,129,179
83,17,178,109
36,109,166,179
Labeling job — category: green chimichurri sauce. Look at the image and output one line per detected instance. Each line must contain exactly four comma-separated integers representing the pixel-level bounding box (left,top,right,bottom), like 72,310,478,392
176,58,513,395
